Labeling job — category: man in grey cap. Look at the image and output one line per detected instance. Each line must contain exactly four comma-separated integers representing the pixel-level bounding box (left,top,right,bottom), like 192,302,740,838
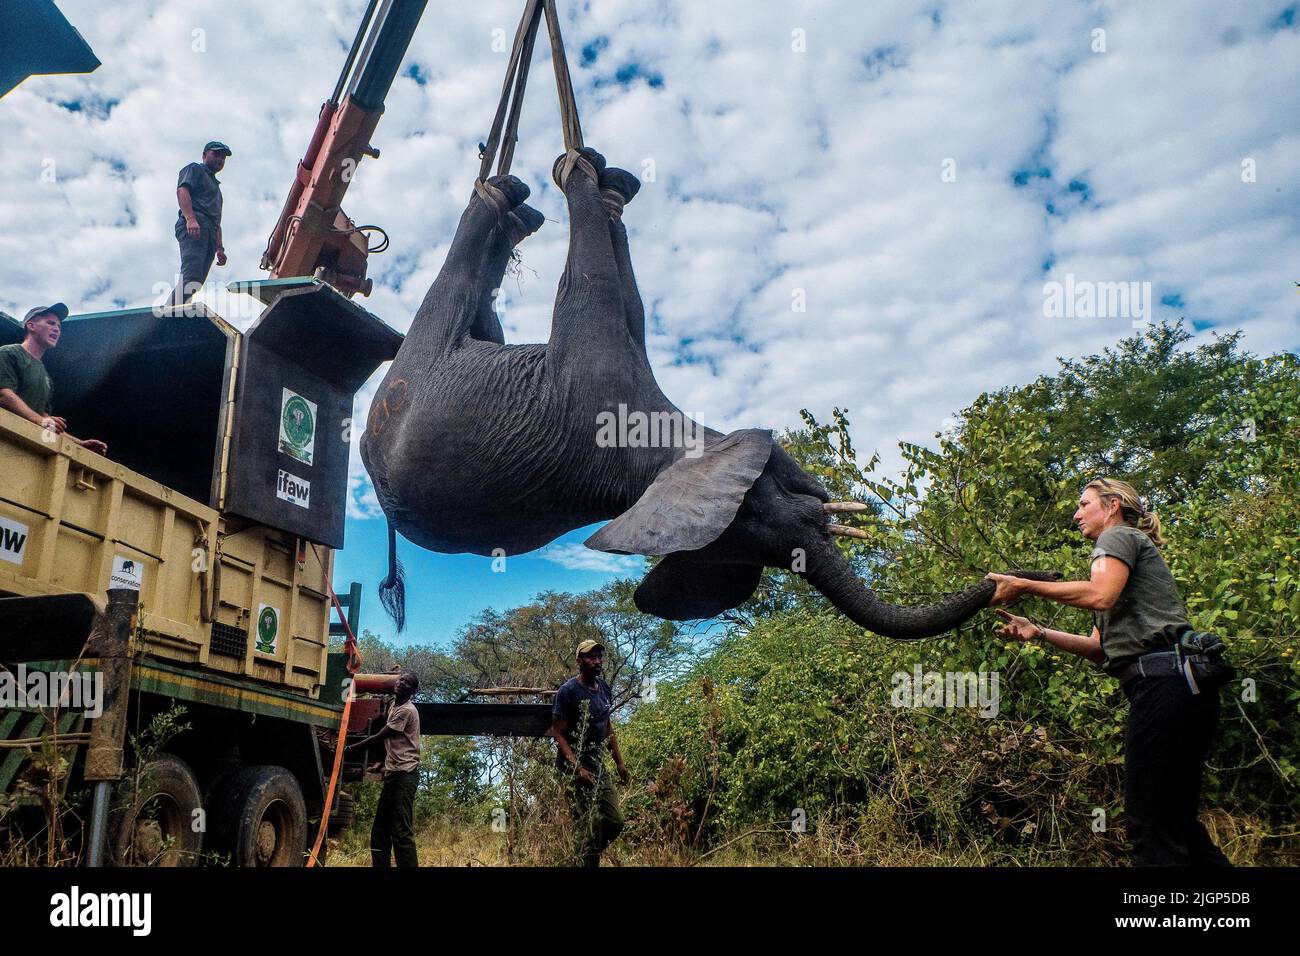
170,141,231,304
0,304,107,455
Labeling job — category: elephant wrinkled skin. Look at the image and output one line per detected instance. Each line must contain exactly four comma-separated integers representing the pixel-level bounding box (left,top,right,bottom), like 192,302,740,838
361,147,1055,635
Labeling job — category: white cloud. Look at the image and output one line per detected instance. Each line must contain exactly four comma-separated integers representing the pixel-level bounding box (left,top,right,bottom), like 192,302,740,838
3,0,1296,520
534,542,647,575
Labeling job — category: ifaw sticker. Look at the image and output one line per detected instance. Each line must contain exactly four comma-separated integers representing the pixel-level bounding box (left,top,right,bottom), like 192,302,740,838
0,515,29,565
276,469,311,509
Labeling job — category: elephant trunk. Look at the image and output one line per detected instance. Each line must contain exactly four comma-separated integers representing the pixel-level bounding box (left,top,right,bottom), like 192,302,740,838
802,538,1059,641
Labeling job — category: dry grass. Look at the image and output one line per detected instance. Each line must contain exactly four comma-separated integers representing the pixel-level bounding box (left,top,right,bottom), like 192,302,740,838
325,802,1294,867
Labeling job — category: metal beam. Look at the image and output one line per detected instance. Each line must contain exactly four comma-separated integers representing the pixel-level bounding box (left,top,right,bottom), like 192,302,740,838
415,702,552,738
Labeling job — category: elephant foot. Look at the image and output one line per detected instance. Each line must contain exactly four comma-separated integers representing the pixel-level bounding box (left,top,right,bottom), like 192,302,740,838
503,203,545,246
597,166,640,221
551,146,605,192
489,173,532,205
476,174,544,246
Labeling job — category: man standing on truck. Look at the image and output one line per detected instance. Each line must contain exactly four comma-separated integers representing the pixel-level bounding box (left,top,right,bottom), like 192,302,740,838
552,639,630,867
170,141,231,305
346,670,422,867
0,303,107,455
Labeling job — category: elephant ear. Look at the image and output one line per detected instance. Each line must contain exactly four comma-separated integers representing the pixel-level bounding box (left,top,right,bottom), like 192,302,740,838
585,428,774,556
634,553,763,620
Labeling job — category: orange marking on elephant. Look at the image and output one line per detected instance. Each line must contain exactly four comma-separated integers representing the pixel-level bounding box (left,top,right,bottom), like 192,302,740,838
369,380,410,436
388,378,409,412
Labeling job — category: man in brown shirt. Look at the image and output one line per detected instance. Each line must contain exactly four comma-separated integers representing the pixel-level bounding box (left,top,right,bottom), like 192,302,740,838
347,670,421,866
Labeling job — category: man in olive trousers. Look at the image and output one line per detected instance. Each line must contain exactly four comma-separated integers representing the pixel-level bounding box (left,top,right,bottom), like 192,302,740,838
347,671,421,867
552,640,630,867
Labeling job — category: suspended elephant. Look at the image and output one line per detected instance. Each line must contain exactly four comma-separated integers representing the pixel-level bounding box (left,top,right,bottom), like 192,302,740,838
360,147,1054,635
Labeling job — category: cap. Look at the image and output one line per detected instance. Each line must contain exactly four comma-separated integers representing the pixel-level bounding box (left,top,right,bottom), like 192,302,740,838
204,141,232,157
23,303,68,325
575,639,605,657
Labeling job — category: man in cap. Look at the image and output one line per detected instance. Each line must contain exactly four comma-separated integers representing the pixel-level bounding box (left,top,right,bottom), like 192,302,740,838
552,638,630,867
171,141,231,304
0,303,107,455
346,670,422,867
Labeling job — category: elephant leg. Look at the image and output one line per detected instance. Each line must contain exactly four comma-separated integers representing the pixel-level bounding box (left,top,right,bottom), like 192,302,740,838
407,174,542,352
547,148,628,359
468,181,545,344
599,167,646,354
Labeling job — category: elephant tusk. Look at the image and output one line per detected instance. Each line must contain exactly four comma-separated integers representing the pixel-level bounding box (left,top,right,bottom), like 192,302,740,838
823,502,871,514
828,523,871,540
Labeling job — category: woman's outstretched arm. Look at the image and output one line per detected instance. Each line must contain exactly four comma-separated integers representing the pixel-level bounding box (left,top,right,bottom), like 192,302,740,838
986,556,1130,611
995,610,1104,663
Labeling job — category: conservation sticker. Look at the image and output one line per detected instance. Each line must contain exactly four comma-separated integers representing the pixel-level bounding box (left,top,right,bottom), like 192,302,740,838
255,604,280,655
279,388,317,466
0,515,29,565
276,469,311,509
110,554,143,591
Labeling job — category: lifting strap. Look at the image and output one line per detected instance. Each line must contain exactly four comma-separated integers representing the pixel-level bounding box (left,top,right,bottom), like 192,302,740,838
477,0,584,183
306,543,362,868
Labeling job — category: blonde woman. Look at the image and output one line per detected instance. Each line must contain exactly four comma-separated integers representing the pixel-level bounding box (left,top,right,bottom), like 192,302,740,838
985,478,1230,867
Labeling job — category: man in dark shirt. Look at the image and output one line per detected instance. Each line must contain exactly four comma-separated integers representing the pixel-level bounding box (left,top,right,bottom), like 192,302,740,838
0,304,107,455
552,639,629,867
171,141,231,305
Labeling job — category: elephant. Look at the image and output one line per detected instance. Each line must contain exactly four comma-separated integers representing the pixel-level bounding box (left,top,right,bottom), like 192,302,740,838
360,146,1056,635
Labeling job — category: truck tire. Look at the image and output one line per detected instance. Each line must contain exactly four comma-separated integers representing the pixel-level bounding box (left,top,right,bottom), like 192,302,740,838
108,754,203,867
212,766,308,867
328,789,356,835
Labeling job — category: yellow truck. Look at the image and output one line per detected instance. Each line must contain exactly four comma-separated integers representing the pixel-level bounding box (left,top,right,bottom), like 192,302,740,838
0,285,401,866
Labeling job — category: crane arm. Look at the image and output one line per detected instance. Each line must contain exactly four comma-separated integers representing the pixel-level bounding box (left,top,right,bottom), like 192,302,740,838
260,0,428,297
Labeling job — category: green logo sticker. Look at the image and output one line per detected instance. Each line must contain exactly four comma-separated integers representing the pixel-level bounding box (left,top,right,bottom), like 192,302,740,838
278,388,317,465
256,604,279,654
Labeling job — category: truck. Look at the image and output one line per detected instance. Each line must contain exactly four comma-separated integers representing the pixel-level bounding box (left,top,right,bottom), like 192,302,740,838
1,0,555,866
0,291,551,866
0,290,395,866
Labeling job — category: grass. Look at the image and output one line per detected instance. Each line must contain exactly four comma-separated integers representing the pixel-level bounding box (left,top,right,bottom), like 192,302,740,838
325,798,1291,867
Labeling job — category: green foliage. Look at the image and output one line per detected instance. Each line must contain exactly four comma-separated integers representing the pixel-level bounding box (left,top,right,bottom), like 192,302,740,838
415,737,489,820
620,322,1300,864
620,611,1134,862
352,322,1297,865
350,735,490,831
127,704,193,767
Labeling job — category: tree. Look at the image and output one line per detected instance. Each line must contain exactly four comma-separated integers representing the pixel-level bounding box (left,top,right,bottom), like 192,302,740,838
437,584,691,709
619,321,1300,863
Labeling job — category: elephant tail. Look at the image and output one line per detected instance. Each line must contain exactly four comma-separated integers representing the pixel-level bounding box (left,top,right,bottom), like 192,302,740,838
378,521,406,633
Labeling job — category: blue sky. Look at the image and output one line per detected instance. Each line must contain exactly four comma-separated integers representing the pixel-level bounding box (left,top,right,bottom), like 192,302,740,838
3,1,1297,645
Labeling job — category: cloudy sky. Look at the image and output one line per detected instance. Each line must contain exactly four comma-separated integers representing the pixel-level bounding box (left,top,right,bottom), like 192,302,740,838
3,0,1296,644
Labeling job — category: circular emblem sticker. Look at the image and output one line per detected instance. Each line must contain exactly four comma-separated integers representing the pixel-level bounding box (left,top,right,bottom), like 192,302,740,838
282,395,314,448
256,605,279,654
279,389,318,465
